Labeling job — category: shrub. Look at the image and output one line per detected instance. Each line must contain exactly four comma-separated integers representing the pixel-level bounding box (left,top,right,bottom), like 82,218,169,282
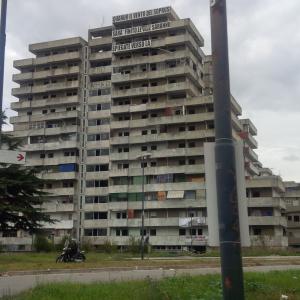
55,235,69,252
99,239,118,253
81,239,93,252
33,235,53,252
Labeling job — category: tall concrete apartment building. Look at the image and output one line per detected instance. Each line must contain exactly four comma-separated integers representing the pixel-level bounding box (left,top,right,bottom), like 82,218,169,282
2,7,289,251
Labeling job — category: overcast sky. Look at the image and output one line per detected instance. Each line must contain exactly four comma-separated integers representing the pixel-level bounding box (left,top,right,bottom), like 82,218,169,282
2,0,300,182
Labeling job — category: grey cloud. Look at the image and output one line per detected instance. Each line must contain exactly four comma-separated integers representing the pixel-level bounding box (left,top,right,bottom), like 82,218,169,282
2,0,300,181
283,154,300,162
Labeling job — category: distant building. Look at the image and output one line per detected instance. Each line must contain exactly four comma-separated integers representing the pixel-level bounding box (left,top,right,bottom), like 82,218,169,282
2,6,290,251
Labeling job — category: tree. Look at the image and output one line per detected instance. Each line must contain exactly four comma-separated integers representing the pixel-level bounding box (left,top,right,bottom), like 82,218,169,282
0,115,55,234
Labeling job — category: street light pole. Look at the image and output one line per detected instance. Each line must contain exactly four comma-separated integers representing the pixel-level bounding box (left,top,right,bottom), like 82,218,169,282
209,0,245,299
141,155,145,260
0,0,8,147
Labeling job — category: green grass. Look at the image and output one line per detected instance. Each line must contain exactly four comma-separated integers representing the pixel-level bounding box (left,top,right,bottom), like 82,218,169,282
0,248,300,273
3,270,300,300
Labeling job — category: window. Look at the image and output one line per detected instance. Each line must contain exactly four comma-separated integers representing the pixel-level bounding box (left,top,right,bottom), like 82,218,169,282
142,130,147,135
151,129,157,134
85,212,108,220
288,216,292,221
40,153,45,158
188,108,195,114
142,98,148,104
179,160,185,166
124,131,129,137
294,216,300,222
188,142,196,148
141,162,147,168
42,109,47,114
179,229,186,236
253,228,262,235
150,161,157,167
84,228,107,236
116,229,128,236
85,196,108,204
47,153,54,158
188,159,196,165
178,143,185,148
27,111,32,116
150,97,157,102
116,212,127,219
142,114,148,119
150,145,157,150
50,109,56,113
150,113,157,118
188,125,195,131
141,146,147,151
150,229,156,236
179,126,185,132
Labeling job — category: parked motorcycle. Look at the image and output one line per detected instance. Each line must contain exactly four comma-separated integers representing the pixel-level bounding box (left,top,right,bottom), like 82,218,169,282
56,238,86,263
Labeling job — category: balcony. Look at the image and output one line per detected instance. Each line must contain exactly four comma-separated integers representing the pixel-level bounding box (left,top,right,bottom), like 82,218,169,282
90,80,111,89
248,197,286,210
248,216,287,226
89,66,112,76
85,187,109,196
89,51,112,61
12,81,79,96
40,203,74,213
39,171,77,181
43,220,74,230
14,52,81,70
85,171,109,180
110,129,215,145
13,66,80,83
23,140,78,152
111,112,214,130
11,95,79,110
246,176,285,192
43,187,75,196
89,36,112,47
244,146,258,162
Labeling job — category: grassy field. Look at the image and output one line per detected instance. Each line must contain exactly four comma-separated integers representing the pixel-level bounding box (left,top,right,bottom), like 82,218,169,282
3,270,300,300
0,248,300,273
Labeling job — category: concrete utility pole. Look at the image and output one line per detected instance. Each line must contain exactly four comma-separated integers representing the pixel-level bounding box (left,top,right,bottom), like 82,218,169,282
209,0,245,299
0,0,7,147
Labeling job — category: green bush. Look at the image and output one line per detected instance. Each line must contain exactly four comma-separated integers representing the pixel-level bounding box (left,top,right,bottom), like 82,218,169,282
127,236,140,254
33,235,53,252
81,239,93,252
54,235,69,252
99,239,118,253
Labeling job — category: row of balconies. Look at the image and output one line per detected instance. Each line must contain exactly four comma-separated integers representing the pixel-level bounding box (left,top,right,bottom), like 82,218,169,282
89,51,112,61
39,171,78,181
84,199,206,212
43,187,76,196
111,81,200,98
113,19,204,46
110,129,214,145
13,66,80,83
111,65,204,88
110,147,204,161
109,164,205,177
40,203,75,213
83,217,207,228
248,216,287,227
13,52,81,69
247,197,286,210
12,81,79,96
11,95,79,110
89,36,112,47
10,110,79,124
23,140,78,152
246,176,285,193
82,235,207,246
107,182,204,194
110,112,214,130
13,125,78,138
90,80,111,89
110,95,213,114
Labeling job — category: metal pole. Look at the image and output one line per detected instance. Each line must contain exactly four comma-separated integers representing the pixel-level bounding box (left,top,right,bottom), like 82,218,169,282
0,0,7,147
209,1,245,299
141,155,145,260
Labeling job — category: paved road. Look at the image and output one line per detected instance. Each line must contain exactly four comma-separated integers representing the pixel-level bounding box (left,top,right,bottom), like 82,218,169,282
1,264,300,298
